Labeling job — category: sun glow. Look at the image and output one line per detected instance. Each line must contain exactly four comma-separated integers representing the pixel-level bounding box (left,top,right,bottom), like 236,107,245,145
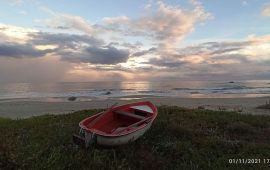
0,24,37,43
34,44,59,50
182,55,205,64
242,43,270,60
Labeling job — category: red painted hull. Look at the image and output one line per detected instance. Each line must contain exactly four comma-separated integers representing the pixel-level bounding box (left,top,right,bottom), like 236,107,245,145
76,101,157,146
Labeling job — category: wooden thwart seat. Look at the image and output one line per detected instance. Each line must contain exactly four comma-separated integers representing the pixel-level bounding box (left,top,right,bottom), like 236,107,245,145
114,110,145,120
111,116,152,134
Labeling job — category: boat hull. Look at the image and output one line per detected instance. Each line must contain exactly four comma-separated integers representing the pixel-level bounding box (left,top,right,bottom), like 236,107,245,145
75,101,157,147
85,121,152,146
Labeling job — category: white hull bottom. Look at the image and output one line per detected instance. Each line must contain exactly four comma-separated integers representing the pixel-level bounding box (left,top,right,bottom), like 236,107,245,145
84,122,153,147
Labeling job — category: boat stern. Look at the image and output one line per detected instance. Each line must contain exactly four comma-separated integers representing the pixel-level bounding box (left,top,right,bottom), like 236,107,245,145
73,129,97,148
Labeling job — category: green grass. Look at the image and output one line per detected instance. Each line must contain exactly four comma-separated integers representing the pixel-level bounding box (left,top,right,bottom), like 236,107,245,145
1,106,270,170
256,103,270,109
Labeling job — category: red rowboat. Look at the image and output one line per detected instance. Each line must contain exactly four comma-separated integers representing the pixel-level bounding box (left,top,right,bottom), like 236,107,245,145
73,101,158,148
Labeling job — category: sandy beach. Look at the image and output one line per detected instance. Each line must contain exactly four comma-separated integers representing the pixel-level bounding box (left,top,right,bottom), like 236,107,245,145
0,96,270,119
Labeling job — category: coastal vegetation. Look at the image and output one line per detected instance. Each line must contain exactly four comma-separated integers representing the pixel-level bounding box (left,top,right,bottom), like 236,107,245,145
1,106,270,170
256,102,270,110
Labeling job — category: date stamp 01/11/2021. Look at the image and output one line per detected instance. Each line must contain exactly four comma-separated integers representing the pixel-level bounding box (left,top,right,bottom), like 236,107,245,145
229,158,270,164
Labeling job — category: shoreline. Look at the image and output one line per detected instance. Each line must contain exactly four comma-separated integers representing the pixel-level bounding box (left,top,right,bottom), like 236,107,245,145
0,96,270,119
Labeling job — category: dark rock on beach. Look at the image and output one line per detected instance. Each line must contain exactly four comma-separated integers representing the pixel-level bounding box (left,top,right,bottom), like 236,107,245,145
68,96,77,101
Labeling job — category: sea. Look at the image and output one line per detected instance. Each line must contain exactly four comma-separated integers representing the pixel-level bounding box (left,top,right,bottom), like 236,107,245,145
0,80,270,100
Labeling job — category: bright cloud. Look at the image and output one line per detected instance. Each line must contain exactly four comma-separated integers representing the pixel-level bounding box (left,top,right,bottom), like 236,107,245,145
47,15,95,33
42,7,96,34
103,0,212,49
0,24,37,43
262,4,270,17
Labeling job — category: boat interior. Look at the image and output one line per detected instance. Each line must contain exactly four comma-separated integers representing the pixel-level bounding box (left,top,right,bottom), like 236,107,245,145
84,106,153,134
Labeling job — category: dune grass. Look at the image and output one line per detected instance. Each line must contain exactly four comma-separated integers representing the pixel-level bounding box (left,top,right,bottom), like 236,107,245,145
257,103,270,110
1,106,270,170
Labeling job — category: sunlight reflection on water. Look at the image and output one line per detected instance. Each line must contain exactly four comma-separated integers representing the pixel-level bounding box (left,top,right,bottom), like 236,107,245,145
0,80,269,100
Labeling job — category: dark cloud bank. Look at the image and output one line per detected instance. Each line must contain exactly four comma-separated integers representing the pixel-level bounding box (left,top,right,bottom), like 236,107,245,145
0,32,130,65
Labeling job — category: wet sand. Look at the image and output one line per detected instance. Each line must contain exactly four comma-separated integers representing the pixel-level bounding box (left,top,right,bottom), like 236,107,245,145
0,96,270,119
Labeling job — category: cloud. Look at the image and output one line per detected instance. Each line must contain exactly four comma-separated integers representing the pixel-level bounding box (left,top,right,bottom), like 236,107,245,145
1,1,270,82
0,23,130,82
64,33,269,80
32,32,130,65
172,40,253,60
103,16,130,25
103,0,212,49
128,34,270,80
31,32,129,65
31,32,129,64
84,46,129,64
62,46,130,64
0,24,130,65
132,47,156,57
121,41,143,49
0,23,37,43
50,15,94,33
39,1,212,68
42,7,96,34
210,54,249,64
30,32,104,48
262,4,270,17
147,57,185,68
0,43,53,58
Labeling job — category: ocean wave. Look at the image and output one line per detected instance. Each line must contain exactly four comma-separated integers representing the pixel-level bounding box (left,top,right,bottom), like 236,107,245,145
138,90,167,94
172,86,257,91
172,88,191,90
0,81,269,100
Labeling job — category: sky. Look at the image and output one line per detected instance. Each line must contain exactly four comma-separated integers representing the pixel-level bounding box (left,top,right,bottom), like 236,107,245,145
0,0,270,82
